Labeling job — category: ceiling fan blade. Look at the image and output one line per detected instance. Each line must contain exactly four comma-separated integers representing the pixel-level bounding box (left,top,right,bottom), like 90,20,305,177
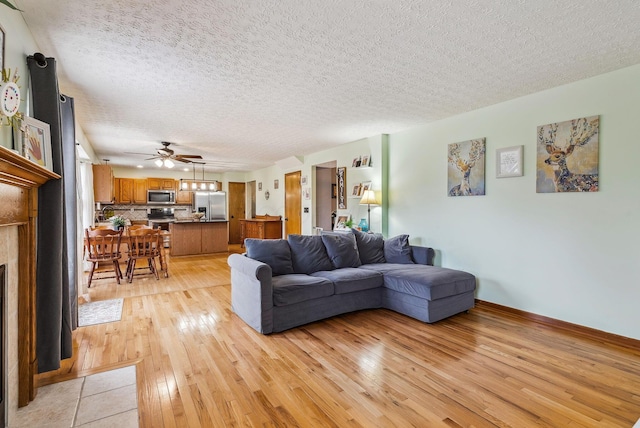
124,151,155,156
175,158,193,163
175,155,203,159
144,156,160,160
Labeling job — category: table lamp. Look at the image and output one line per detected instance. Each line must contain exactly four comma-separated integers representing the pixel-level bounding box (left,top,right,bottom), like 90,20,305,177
359,189,380,232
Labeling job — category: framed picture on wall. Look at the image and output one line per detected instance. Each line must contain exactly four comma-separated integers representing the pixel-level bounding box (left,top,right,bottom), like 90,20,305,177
274,179,279,189
337,167,346,209
20,116,53,170
496,145,523,178
258,182,262,191
447,138,486,196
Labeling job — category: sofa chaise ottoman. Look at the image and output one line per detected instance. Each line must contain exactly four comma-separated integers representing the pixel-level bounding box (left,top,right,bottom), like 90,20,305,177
228,230,476,334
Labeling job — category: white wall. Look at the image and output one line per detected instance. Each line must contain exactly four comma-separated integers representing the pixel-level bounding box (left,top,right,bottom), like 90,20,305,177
0,9,38,149
388,64,640,340
305,135,384,234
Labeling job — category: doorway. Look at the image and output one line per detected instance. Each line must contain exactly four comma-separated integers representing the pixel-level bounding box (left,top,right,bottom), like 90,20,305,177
314,163,337,232
284,171,301,237
228,182,246,244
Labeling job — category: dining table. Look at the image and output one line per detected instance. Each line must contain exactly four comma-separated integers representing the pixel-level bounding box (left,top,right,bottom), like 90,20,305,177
84,228,171,279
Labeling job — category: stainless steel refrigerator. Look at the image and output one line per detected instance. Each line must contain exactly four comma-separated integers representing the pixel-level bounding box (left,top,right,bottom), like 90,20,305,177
193,191,227,221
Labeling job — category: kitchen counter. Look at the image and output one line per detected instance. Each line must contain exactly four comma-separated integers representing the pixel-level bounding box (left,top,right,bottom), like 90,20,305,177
173,219,229,223
170,221,228,256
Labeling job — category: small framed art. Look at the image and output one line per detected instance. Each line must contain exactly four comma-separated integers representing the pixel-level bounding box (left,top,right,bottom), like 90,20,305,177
496,145,523,178
337,167,346,209
20,116,53,170
335,215,350,230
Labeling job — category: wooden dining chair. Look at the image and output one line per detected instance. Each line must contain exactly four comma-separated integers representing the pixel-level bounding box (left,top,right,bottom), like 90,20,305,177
127,224,151,232
125,228,163,282
85,228,124,288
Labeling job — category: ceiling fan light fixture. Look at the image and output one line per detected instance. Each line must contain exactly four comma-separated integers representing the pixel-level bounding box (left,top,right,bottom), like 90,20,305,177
154,159,163,167
164,159,175,168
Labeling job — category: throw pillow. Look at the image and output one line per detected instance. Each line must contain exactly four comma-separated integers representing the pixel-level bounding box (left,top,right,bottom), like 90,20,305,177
245,238,294,276
352,229,385,264
321,232,362,269
384,234,414,264
287,234,333,274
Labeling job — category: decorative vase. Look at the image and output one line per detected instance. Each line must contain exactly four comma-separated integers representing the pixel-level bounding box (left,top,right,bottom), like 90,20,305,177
358,218,369,232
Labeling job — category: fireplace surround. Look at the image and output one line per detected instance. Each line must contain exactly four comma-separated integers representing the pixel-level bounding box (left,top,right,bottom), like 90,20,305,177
0,145,59,424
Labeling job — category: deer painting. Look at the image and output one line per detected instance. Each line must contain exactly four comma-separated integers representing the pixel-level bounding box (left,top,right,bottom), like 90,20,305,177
537,116,599,193
448,138,486,196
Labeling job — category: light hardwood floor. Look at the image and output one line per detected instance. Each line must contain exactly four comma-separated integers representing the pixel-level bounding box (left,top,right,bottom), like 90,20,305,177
38,247,640,427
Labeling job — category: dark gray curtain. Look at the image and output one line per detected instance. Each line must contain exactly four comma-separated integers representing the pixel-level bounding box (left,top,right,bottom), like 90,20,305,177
27,55,77,372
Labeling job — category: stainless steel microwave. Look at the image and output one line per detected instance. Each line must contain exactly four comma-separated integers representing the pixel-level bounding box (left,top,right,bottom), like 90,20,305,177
147,190,176,204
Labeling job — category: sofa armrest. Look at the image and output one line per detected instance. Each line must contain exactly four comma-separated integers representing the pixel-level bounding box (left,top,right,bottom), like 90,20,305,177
228,253,274,334
410,245,435,266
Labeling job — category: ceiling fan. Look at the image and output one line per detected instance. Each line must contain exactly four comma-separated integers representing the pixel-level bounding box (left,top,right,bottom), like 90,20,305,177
127,142,203,167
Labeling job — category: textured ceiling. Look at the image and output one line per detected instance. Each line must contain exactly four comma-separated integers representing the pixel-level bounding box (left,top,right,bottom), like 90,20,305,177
15,0,640,173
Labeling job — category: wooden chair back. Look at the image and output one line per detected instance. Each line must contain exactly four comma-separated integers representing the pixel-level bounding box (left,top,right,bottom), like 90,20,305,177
85,228,123,262
127,228,162,259
127,224,151,233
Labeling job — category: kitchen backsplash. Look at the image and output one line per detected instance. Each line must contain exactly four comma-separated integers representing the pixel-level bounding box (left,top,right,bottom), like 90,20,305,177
96,204,194,222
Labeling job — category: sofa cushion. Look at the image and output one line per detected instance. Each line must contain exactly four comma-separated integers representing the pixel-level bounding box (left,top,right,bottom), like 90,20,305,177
287,234,333,274
271,274,334,306
384,234,414,264
245,238,294,276
321,233,362,269
353,229,386,264
311,268,383,294
361,264,476,300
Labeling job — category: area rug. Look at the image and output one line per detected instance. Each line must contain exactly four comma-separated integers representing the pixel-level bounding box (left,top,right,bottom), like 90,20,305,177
78,298,124,327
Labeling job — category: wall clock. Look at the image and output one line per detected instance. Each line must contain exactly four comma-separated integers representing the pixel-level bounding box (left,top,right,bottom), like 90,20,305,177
0,81,20,117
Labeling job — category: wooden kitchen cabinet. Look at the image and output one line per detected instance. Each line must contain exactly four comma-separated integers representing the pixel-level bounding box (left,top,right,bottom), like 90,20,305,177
148,178,176,190
133,178,148,204
239,216,282,246
170,221,228,256
176,182,192,204
92,164,114,203
117,178,134,204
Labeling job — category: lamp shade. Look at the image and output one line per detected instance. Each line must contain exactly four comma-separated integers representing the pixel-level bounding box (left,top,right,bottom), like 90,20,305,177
360,189,379,205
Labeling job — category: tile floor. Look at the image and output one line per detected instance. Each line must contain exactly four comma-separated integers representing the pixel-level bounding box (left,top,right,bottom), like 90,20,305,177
12,365,138,427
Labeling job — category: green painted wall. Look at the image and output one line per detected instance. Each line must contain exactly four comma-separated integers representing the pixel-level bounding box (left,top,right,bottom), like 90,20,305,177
388,64,640,340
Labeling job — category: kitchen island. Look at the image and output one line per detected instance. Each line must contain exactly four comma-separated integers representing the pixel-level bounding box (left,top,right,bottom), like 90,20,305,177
170,220,229,256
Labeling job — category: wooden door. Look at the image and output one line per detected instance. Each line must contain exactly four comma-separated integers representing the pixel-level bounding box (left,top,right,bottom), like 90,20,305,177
228,182,246,244
284,171,301,237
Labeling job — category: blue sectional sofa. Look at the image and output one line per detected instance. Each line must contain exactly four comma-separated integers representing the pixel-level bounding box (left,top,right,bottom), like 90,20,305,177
228,230,476,334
